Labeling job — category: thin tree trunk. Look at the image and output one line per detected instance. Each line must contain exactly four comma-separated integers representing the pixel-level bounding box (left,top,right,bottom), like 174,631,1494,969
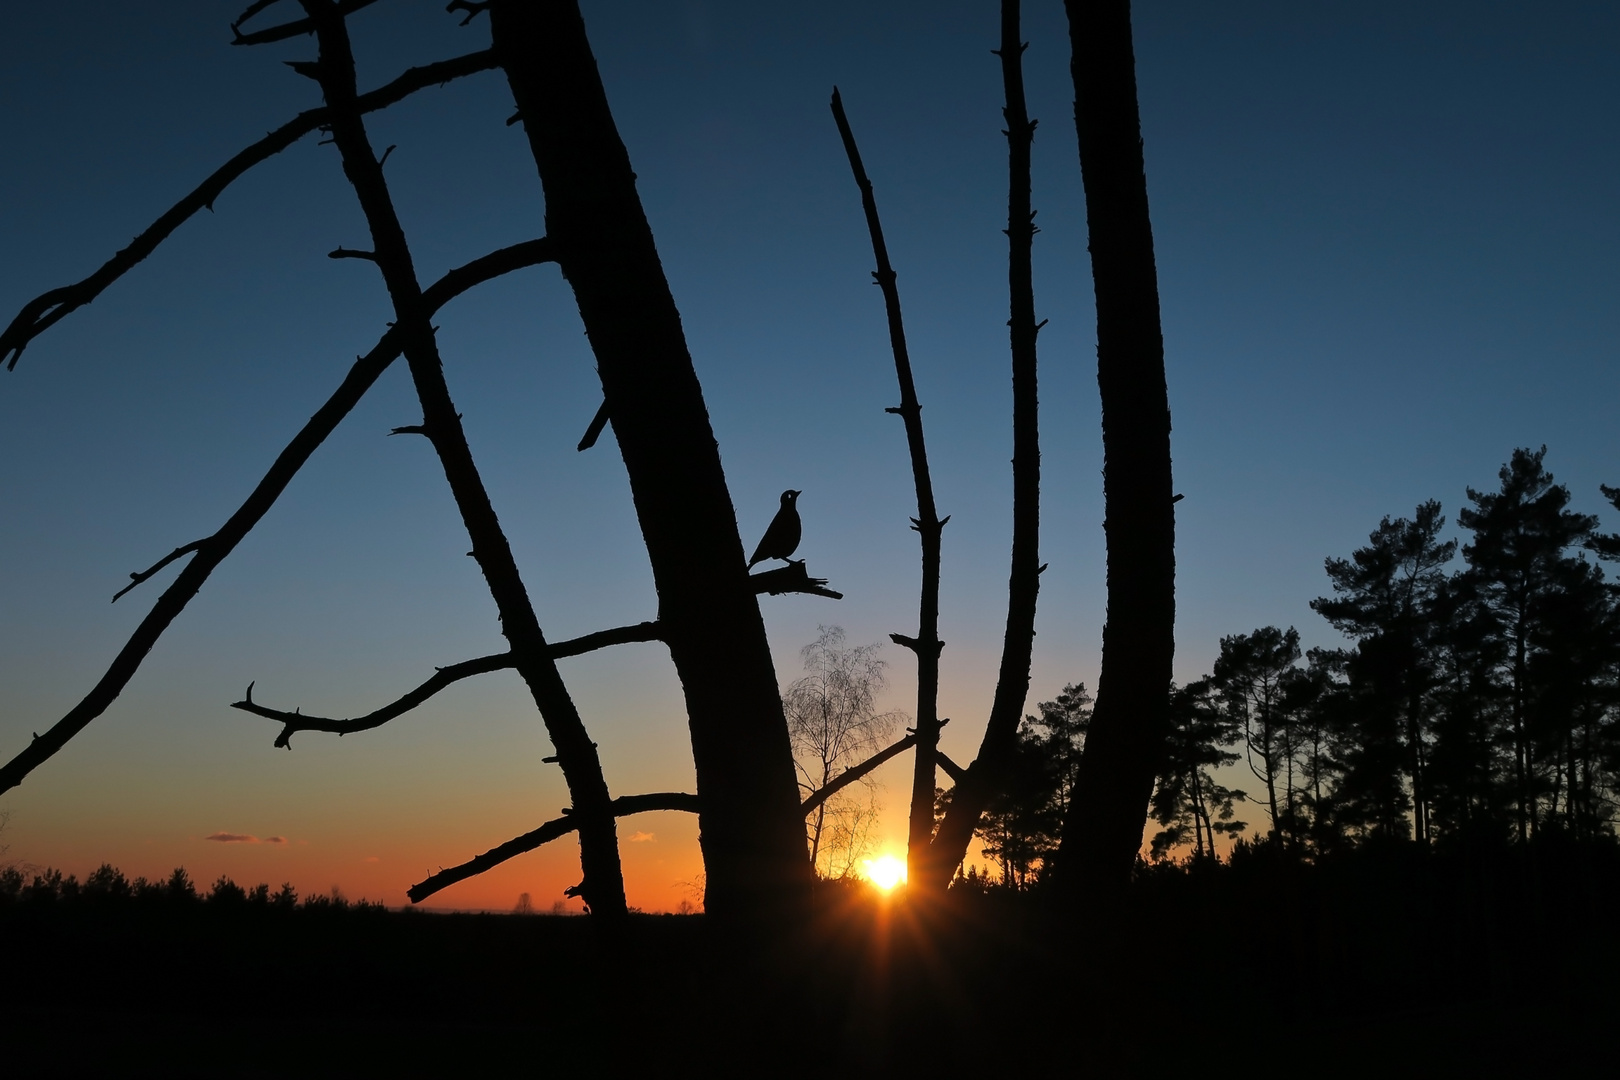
924,0,1044,890
490,0,810,923
1056,0,1177,896
299,0,627,917
828,89,947,888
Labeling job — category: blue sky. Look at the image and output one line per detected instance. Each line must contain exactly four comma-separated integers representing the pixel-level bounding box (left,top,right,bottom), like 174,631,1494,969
1,1,1616,904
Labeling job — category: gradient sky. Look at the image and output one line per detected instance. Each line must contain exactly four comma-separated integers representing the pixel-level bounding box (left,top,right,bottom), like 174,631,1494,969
2,1,1617,910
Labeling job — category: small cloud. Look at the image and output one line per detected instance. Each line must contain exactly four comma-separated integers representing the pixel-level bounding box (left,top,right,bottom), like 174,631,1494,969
626,831,656,843
205,832,260,844
265,836,287,846
362,856,380,863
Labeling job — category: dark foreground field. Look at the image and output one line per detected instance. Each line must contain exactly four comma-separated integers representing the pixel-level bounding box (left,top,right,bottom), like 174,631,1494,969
3,841,1617,1077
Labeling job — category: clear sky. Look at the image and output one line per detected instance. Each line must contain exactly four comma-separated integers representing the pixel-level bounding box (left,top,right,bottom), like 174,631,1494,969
2,1,1617,910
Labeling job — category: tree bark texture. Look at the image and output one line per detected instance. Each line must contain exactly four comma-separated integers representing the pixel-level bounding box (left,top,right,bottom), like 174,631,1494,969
1057,0,1177,893
490,0,811,922
301,0,627,918
923,0,1044,890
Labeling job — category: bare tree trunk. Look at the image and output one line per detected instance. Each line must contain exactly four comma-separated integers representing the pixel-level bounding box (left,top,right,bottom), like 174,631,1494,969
828,90,947,891
490,0,810,923
923,0,1044,891
299,0,628,918
1057,0,1177,897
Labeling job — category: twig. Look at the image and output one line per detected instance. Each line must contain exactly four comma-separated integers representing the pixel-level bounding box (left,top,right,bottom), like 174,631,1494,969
112,539,207,603
830,87,948,876
925,0,1044,887
231,620,661,747
300,0,626,917
0,48,497,370
407,792,699,903
575,398,609,452
748,560,843,601
0,238,555,796
231,0,380,46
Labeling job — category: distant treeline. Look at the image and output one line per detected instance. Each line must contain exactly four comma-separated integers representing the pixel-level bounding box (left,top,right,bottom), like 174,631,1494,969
967,446,1620,884
0,863,384,913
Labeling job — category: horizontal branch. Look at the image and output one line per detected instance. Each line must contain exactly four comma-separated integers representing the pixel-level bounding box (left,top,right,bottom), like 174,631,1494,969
0,238,556,797
407,791,700,904
1,48,497,370
749,559,843,600
800,732,917,818
231,619,661,747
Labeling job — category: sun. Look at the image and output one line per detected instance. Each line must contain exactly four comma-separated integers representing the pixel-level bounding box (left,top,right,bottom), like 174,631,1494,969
861,854,907,891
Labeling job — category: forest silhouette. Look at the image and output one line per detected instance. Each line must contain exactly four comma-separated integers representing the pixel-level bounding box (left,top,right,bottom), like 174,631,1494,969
2,0,1617,1073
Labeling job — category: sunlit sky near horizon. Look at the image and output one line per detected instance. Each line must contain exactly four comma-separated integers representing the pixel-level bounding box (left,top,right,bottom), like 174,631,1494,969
2,1,1618,909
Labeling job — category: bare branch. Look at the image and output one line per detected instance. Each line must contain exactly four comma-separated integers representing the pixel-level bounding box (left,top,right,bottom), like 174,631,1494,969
575,398,610,452
0,48,497,370
328,246,378,262
749,560,843,601
231,620,662,747
799,732,917,818
111,539,208,603
407,791,699,903
445,1,491,27
231,0,381,46
937,751,968,785
0,237,556,796
830,87,948,876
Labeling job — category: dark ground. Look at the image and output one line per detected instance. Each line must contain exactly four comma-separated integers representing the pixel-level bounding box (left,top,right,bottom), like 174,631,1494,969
2,842,1616,1077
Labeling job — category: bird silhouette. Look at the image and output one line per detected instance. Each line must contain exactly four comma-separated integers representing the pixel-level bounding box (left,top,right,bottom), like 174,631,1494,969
748,489,802,570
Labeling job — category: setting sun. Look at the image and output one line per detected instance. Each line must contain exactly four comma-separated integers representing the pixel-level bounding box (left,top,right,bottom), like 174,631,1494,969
861,855,907,891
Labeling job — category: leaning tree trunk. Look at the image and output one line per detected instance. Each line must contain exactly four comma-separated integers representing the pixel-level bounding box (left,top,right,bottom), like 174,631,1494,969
1056,0,1177,896
489,0,811,923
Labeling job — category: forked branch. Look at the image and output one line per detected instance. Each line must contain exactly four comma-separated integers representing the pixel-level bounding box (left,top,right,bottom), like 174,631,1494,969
0,237,556,797
407,792,700,904
232,620,662,747
0,48,498,370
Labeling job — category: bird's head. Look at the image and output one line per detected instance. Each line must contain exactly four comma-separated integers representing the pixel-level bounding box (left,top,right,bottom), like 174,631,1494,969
781,489,801,505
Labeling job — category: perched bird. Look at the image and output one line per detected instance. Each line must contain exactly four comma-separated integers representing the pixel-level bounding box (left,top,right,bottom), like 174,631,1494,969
748,489,803,569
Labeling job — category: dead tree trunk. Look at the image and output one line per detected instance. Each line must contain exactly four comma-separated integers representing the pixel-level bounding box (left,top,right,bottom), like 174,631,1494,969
489,0,811,923
828,89,948,892
923,0,1044,891
1056,0,1177,895
299,0,627,918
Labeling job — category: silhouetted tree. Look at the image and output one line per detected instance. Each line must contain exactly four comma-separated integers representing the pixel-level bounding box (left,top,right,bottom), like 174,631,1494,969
972,684,1091,885
1459,447,1601,842
1312,502,1455,842
1149,680,1246,861
1057,0,1178,899
1212,627,1304,847
784,627,903,878
491,0,813,923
